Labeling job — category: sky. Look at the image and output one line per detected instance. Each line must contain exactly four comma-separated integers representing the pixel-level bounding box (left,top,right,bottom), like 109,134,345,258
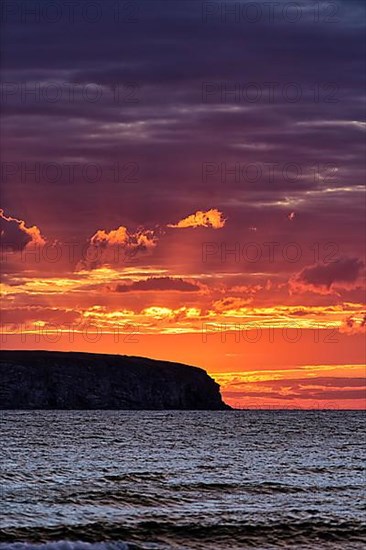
1,0,365,408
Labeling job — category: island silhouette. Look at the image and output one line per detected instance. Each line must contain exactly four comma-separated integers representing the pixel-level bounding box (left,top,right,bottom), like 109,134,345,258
0,350,230,410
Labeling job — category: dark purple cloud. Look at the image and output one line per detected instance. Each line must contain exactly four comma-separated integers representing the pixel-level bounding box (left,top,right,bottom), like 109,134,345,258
115,277,200,293
297,257,364,289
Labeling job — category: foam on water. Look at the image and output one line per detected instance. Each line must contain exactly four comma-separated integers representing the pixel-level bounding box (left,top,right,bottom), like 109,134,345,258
0,544,130,550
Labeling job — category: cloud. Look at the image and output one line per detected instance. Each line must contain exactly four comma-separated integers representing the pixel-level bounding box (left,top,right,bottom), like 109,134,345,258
291,257,364,292
90,226,158,252
80,225,159,269
224,388,365,402
1,0,365,364
339,313,366,334
90,226,129,246
0,209,46,250
223,376,366,403
167,209,226,229
0,306,81,327
141,305,201,322
114,276,201,293
213,296,253,312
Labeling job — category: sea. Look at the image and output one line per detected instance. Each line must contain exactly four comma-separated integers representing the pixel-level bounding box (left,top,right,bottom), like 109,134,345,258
0,411,365,550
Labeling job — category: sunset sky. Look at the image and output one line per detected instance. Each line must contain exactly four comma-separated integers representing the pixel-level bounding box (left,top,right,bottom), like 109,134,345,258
1,0,365,408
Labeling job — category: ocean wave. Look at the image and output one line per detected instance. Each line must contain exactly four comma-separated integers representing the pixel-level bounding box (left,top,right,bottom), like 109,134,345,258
1,519,365,547
170,481,308,494
55,490,174,507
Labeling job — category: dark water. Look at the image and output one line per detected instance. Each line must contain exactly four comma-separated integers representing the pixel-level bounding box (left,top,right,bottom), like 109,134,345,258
0,411,365,550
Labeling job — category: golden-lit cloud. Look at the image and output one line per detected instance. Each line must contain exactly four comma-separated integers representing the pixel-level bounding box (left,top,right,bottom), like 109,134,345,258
90,225,158,251
213,297,253,312
339,313,366,335
3,274,365,337
90,226,129,246
167,208,226,229
212,365,366,409
0,209,46,249
79,225,159,269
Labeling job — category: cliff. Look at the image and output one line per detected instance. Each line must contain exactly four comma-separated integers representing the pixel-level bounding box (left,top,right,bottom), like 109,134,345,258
0,350,230,410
